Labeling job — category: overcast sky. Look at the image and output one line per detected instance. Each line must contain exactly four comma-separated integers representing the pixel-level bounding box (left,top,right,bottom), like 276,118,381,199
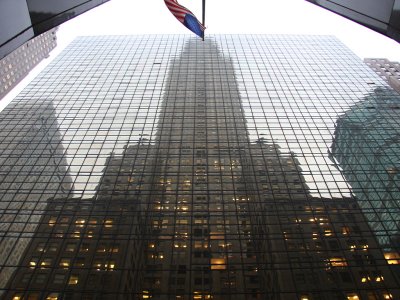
1,0,400,110
56,0,400,61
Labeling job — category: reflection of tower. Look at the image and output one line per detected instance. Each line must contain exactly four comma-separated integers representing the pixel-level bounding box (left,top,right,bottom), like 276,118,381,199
0,99,72,292
330,87,400,252
139,40,400,299
4,143,150,299
2,36,400,300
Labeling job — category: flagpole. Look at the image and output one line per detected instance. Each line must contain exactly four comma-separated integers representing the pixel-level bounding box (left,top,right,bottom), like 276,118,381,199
202,0,205,41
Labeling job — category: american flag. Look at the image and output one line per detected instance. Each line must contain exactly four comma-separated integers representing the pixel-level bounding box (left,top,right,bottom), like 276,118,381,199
164,0,205,38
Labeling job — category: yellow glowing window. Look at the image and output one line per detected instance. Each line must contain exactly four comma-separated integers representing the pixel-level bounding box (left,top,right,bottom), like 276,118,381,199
29,260,37,268
300,296,310,300
40,259,51,268
384,252,400,264
106,261,116,270
75,219,86,227
104,220,113,228
142,290,151,299
59,259,70,268
46,293,59,300
342,226,350,235
383,293,393,299
68,275,79,285
361,276,370,283
329,257,347,267
211,258,226,270
48,217,57,226
346,294,360,300
12,294,22,300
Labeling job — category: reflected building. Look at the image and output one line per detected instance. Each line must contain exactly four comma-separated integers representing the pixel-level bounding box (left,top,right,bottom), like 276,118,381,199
364,58,400,93
0,99,73,292
330,87,400,253
2,36,400,300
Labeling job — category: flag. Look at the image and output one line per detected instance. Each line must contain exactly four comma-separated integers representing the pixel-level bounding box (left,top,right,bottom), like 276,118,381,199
164,0,205,38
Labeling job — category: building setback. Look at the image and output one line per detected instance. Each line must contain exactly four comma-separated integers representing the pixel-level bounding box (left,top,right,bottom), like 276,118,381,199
0,35,399,299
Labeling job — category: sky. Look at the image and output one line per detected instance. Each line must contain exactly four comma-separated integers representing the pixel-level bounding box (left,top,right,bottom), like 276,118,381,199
55,0,400,60
1,0,400,110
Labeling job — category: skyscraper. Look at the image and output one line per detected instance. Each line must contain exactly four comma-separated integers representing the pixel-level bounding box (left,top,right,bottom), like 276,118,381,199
1,35,399,299
0,0,109,58
0,28,58,100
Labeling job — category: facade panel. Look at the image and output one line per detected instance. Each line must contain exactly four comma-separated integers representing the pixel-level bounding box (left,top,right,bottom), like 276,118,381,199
0,35,399,299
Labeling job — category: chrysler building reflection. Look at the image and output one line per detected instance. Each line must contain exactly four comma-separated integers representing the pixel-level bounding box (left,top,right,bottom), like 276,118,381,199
3,38,400,300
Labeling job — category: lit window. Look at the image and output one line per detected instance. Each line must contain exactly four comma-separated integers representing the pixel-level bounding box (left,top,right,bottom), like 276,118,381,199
75,219,86,227
105,261,116,270
40,258,52,268
59,259,70,268
104,220,113,228
142,290,151,299
211,258,226,270
384,252,400,264
29,258,38,268
68,275,79,285
48,217,57,226
328,257,347,267
342,226,350,235
12,294,22,300
346,293,360,300
383,293,393,299
46,293,59,300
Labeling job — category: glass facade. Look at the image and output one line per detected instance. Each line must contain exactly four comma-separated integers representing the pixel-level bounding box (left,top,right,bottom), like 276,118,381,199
0,35,399,299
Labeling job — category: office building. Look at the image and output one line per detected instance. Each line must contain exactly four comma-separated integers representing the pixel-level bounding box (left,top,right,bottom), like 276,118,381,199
364,58,400,93
1,35,400,299
305,0,400,43
0,0,109,58
0,28,58,100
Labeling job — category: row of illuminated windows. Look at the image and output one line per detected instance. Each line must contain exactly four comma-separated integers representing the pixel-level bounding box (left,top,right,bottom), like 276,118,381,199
29,258,116,271
34,242,119,254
